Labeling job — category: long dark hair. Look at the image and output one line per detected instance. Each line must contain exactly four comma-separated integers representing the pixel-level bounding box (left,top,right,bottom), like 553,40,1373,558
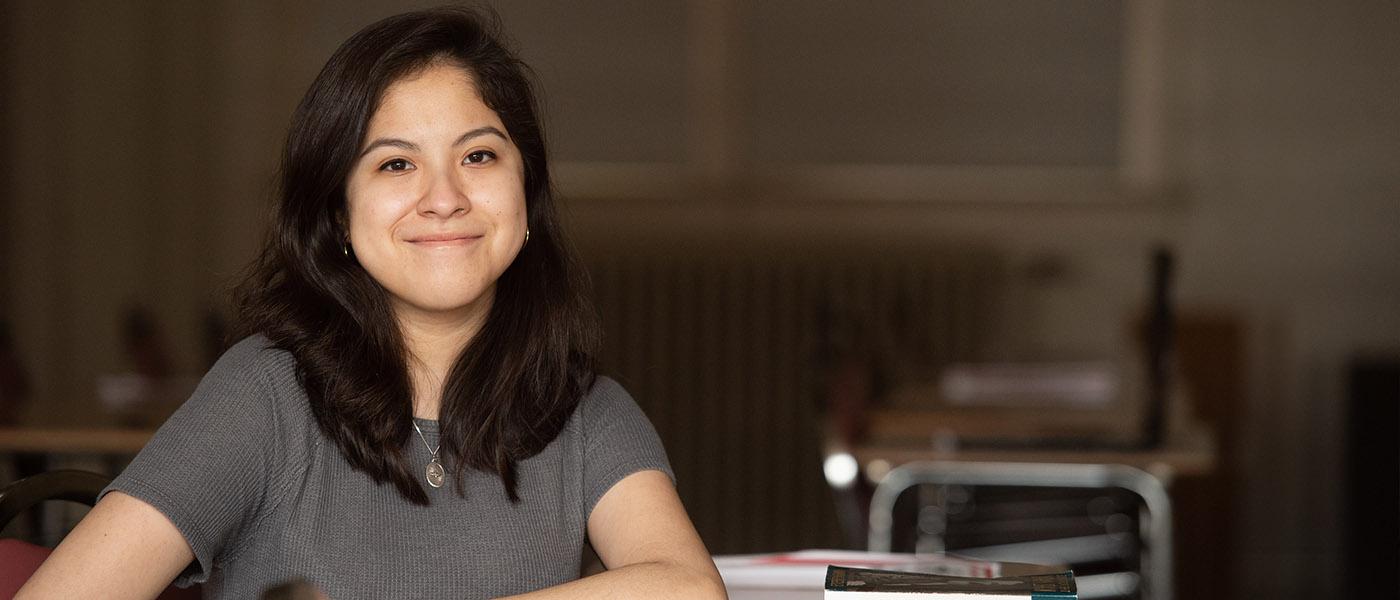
233,7,599,504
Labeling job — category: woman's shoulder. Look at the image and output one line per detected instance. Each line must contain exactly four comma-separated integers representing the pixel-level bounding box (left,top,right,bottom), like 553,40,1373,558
219,333,291,364
209,335,298,386
585,374,626,400
194,334,305,416
577,375,628,413
574,375,652,432
570,374,675,504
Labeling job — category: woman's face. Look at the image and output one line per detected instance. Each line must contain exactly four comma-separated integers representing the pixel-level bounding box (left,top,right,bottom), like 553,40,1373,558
345,62,527,328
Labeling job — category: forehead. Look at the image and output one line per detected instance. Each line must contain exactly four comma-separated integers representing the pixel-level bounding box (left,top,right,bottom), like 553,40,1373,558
366,62,499,133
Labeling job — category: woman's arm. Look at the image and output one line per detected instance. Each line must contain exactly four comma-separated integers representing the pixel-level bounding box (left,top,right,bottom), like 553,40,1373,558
16,491,193,599
504,469,727,599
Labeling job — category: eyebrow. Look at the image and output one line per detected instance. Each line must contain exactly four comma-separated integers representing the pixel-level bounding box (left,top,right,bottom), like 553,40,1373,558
358,126,510,159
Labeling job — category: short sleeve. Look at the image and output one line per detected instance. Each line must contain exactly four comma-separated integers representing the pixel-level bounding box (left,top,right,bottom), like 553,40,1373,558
579,377,674,520
102,337,286,585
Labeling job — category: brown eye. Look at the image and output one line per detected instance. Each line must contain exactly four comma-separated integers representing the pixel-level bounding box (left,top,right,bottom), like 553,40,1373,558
379,158,413,172
464,150,496,164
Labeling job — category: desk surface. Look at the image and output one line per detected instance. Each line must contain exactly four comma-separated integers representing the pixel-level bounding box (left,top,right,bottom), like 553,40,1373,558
832,421,1217,483
716,550,1036,600
0,427,156,454
728,591,815,600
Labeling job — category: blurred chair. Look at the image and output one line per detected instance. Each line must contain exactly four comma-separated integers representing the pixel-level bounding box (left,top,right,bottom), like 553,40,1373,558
1,470,108,598
0,469,199,599
0,469,110,528
867,461,1172,600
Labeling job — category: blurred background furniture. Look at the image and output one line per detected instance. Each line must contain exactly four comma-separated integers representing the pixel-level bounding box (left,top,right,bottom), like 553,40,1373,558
0,470,110,597
0,469,111,530
826,372,1216,600
0,429,154,550
0,428,156,456
0,469,199,599
863,460,1193,600
1344,356,1399,598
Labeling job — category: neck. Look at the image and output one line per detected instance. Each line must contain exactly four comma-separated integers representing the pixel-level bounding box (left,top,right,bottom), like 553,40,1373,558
396,301,491,420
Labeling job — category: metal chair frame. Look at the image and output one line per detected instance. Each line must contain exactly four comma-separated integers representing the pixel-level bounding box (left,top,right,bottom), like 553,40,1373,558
867,461,1174,600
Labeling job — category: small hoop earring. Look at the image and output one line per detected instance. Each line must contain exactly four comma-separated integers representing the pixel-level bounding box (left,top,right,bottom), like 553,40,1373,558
343,242,351,257
524,229,530,246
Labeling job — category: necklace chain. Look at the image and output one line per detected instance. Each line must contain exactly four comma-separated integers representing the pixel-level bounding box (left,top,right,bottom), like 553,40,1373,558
412,420,447,489
411,421,440,457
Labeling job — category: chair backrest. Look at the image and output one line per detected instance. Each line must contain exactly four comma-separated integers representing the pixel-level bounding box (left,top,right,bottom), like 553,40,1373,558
0,469,111,529
0,469,200,599
0,470,110,598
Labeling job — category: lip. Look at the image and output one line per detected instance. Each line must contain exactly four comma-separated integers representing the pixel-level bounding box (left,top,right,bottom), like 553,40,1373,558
406,233,483,246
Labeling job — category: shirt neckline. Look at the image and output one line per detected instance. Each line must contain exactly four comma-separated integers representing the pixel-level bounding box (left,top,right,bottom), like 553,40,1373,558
412,417,440,434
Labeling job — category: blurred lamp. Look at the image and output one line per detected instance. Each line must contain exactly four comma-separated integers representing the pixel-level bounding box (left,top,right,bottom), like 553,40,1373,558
823,452,859,489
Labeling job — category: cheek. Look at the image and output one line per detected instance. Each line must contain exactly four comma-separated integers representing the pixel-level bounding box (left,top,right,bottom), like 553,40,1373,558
346,211,375,250
349,204,387,233
486,179,527,223
344,183,370,237
346,186,408,241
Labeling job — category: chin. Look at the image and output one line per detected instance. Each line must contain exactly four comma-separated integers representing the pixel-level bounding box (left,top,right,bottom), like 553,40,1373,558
400,288,494,319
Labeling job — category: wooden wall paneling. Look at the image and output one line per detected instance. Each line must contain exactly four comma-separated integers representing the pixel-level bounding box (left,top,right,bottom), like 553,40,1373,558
7,2,82,425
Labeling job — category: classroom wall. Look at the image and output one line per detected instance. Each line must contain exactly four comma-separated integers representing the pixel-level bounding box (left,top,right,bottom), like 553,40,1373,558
1171,0,1400,594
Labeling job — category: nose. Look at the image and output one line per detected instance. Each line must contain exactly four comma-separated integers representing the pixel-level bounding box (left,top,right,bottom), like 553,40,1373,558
417,167,470,218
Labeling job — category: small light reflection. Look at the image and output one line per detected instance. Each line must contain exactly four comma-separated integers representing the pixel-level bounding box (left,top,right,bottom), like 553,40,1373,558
823,452,859,489
864,458,892,484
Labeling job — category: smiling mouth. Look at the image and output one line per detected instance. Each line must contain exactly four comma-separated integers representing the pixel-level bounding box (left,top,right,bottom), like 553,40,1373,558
408,233,482,246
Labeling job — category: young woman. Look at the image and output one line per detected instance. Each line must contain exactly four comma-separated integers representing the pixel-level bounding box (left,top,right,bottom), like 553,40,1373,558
19,8,724,599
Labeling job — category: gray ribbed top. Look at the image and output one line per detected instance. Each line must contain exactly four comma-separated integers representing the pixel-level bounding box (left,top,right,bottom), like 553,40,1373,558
103,336,673,599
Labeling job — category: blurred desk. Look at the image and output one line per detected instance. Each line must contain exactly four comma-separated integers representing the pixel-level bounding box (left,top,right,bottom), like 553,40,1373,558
0,428,155,541
842,423,1217,482
727,591,815,600
0,427,155,455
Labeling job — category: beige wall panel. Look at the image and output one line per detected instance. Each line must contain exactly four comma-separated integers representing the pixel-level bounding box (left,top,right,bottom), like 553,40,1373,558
492,0,692,164
742,0,1123,167
5,2,73,424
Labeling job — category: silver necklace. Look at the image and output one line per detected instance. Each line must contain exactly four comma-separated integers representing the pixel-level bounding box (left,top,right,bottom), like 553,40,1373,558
411,421,446,488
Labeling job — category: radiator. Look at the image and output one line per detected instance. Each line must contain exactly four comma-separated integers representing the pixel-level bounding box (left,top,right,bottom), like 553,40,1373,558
586,245,999,553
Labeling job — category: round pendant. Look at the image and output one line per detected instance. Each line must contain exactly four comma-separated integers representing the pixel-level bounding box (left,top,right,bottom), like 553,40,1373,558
426,458,446,488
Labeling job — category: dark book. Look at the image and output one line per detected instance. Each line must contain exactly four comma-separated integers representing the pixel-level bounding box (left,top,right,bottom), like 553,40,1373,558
825,565,1076,599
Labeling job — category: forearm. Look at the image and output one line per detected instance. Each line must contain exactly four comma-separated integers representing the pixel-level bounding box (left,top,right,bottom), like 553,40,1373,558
501,560,727,600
